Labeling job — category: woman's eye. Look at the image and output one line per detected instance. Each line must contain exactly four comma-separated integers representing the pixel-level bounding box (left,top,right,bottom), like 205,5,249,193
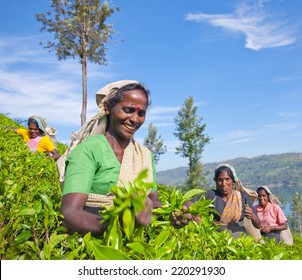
123,107,135,113
138,110,146,117
123,107,146,117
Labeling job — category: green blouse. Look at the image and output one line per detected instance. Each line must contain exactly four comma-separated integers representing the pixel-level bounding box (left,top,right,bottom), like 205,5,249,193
62,134,156,196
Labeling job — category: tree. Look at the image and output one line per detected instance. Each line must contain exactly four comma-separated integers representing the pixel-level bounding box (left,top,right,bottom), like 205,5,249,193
144,123,167,165
36,0,118,125
174,96,210,190
291,192,302,237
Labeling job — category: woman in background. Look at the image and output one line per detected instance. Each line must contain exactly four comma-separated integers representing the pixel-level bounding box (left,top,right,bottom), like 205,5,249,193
204,164,260,238
171,164,260,239
254,186,288,243
6,116,60,161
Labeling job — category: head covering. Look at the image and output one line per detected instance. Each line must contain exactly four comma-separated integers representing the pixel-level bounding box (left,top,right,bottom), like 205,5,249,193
45,126,57,147
93,80,139,135
28,116,47,135
257,185,281,205
96,79,138,108
56,80,142,183
214,163,238,183
214,163,258,203
45,126,57,136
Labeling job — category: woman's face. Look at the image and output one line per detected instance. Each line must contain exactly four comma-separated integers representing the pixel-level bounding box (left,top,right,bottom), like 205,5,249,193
28,123,41,139
257,189,269,208
107,89,147,141
216,171,234,196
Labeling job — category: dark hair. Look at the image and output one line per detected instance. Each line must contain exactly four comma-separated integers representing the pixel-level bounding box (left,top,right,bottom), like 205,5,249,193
28,118,44,135
107,83,151,110
256,187,269,195
256,187,270,202
213,166,235,183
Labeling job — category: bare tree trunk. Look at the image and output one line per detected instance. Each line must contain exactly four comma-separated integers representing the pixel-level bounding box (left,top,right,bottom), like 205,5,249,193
81,56,87,126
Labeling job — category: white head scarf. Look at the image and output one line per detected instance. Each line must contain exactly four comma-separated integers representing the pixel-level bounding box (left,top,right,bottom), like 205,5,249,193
93,80,139,135
257,185,281,205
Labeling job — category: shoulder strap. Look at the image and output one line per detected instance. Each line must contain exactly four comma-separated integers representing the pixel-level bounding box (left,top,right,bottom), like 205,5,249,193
45,126,57,148
56,112,107,183
234,177,258,204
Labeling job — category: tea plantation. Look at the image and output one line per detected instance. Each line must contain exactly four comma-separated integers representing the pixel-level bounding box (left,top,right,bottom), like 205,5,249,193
1,113,301,260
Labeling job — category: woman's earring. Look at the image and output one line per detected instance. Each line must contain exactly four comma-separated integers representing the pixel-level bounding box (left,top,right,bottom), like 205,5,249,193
105,110,110,115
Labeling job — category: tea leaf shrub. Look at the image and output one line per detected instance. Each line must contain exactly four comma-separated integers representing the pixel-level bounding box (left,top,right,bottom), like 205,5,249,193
1,113,301,260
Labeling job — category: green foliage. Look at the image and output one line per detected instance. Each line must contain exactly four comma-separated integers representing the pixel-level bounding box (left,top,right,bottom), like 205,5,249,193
36,0,118,124
101,170,152,247
290,192,302,236
36,0,116,63
144,123,167,165
153,186,215,222
0,114,64,259
1,114,302,260
174,96,210,190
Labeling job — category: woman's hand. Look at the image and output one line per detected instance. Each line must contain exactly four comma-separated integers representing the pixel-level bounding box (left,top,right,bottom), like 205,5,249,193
4,126,17,132
244,204,260,228
48,149,61,161
170,207,193,229
260,223,287,233
170,200,202,229
260,225,273,234
148,190,162,209
243,204,253,219
135,196,153,226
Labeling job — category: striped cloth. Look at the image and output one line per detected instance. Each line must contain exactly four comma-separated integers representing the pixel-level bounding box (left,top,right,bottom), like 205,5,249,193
85,139,153,208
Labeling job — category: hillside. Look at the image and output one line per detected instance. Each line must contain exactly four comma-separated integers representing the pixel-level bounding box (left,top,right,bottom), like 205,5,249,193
157,153,302,203
1,113,302,260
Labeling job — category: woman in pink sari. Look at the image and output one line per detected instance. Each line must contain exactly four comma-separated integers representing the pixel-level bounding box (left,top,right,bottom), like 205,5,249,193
254,186,288,243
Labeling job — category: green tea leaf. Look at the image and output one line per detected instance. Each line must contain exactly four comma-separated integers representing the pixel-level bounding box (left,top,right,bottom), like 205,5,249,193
156,237,177,259
155,229,170,250
87,241,129,260
107,218,123,250
15,230,32,244
127,241,155,259
181,189,204,203
122,208,135,240
39,193,53,209
17,208,36,216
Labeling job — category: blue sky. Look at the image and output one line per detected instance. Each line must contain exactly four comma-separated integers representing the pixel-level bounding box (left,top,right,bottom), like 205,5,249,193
1,0,302,172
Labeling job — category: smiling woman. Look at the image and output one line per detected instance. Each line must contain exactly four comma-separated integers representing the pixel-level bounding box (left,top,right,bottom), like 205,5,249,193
59,80,162,236
254,186,291,244
5,116,61,161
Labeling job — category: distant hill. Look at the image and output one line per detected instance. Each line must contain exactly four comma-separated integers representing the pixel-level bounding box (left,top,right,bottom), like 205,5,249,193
156,152,302,203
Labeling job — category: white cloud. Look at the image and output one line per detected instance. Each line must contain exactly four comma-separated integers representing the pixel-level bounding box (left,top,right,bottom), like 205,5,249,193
262,122,298,131
164,140,181,153
219,137,257,146
212,129,258,147
149,105,180,114
0,35,116,127
0,68,83,125
278,111,301,117
185,0,296,50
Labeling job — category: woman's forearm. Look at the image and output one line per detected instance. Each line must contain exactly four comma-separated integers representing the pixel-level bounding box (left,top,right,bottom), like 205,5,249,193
62,208,107,236
270,223,288,232
251,213,261,228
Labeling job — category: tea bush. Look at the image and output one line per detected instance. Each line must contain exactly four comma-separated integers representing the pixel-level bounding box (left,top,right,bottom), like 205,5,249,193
0,113,301,260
